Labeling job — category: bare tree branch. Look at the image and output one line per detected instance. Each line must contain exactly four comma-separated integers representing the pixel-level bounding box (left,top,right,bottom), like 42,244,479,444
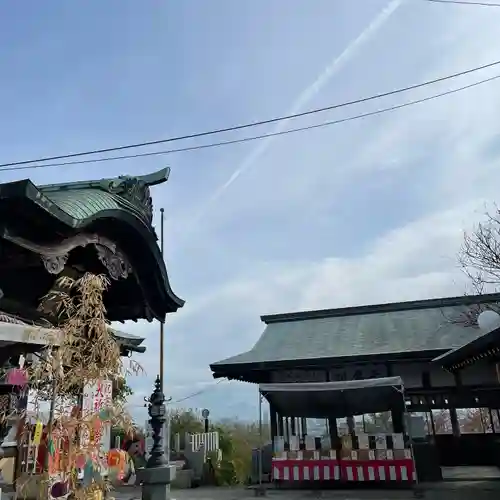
450,207,500,325
459,206,500,292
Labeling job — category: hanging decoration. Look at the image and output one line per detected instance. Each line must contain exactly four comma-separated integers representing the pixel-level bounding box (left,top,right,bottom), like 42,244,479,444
6,367,28,387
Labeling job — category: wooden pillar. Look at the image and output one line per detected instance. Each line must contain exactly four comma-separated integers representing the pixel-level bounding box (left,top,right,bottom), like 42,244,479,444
328,418,338,439
449,407,461,437
488,408,496,433
328,417,339,453
347,416,355,436
392,407,404,433
479,409,487,433
270,405,278,440
277,414,284,437
301,417,307,437
426,396,437,439
325,369,336,447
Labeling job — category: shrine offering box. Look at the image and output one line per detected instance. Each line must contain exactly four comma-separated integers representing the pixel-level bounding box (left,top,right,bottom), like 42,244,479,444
341,435,353,451
357,434,369,450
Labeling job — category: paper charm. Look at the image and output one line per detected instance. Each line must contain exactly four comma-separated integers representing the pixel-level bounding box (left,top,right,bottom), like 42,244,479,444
90,418,102,443
6,368,28,387
75,454,86,469
82,459,94,487
32,420,43,446
47,437,56,457
98,408,110,420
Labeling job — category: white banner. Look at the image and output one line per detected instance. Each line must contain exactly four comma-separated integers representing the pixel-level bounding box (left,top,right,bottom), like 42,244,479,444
82,380,113,474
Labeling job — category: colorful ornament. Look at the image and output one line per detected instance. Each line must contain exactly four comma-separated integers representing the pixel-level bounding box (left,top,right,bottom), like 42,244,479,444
33,420,43,446
6,368,28,387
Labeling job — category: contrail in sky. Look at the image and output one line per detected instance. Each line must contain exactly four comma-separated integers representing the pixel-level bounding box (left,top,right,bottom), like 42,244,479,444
176,0,403,250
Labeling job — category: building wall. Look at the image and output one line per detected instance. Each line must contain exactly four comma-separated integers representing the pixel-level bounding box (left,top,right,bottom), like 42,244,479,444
270,359,498,389
460,363,498,385
271,369,326,383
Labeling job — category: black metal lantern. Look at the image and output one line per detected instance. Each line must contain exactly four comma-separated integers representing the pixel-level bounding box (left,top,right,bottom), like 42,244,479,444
146,375,167,468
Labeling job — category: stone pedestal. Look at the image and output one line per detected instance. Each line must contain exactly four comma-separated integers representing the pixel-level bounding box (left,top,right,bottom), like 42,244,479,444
140,464,176,500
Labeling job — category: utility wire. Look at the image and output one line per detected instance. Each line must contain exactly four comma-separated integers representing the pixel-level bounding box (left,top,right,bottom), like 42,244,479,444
128,379,227,409
2,59,500,169
169,379,226,405
3,72,499,174
422,0,500,7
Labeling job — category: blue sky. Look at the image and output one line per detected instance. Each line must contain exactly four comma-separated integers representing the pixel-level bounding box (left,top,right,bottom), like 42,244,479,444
3,0,500,422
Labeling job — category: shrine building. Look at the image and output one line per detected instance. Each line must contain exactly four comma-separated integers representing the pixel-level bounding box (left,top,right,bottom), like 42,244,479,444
211,293,500,478
0,168,184,483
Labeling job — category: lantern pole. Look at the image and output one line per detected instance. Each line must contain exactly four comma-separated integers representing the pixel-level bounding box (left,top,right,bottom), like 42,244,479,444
141,376,175,500
159,208,165,391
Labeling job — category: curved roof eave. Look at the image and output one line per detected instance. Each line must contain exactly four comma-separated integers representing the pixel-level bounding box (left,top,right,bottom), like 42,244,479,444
0,179,184,318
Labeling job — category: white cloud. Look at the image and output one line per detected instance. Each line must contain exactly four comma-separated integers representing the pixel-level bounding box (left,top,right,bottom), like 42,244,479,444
16,1,500,422
117,1,500,420
122,197,493,420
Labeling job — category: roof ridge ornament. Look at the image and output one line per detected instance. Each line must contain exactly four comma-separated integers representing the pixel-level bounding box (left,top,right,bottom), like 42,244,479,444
104,168,170,224
39,167,171,225
105,177,153,223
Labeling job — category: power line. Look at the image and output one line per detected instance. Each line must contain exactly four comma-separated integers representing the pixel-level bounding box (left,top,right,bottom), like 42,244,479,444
422,0,500,7
127,379,227,409
3,72,499,174
2,59,500,170
169,379,226,405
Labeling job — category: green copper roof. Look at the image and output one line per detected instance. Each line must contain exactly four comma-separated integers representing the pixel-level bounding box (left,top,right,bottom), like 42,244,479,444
211,293,500,367
40,189,125,222
0,167,183,321
38,167,170,227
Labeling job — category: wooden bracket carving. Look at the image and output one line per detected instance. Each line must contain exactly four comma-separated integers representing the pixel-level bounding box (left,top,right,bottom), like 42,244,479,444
2,230,132,281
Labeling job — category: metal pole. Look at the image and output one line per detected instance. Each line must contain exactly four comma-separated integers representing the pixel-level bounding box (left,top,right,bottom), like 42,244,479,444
258,392,264,495
159,208,165,391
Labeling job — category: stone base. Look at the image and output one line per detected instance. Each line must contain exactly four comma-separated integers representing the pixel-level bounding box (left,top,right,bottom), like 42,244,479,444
253,484,267,497
140,465,176,500
142,482,173,500
171,469,193,489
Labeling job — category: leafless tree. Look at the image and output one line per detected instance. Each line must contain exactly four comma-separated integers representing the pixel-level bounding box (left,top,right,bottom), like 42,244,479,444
460,408,486,433
460,207,500,294
431,409,451,434
445,208,500,327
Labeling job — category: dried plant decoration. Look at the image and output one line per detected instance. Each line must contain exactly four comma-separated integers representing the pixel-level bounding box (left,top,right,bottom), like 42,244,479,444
11,273,141,500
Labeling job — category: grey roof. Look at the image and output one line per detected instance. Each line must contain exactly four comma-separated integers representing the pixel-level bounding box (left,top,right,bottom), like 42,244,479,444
432,324,500,369
211,293,500,367
110,329,145,346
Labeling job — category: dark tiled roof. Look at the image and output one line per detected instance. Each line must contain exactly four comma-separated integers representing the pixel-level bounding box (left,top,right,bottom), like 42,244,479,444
211,293,500,367
432,325,500,370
